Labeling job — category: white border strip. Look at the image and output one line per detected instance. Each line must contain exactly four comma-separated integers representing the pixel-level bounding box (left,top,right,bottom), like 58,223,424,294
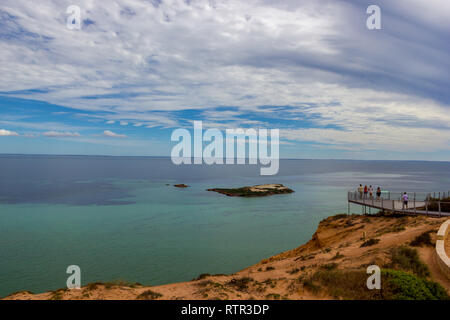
435,220,450,280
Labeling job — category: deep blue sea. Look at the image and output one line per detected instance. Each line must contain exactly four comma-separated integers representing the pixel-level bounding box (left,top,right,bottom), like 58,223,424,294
0,155,449,296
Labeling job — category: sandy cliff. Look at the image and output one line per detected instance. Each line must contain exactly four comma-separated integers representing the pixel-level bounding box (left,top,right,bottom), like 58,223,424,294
4,213,449,300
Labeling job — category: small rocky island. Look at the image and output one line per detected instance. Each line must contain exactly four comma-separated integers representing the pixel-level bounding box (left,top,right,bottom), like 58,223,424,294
174,184,189,188
207,184,294,197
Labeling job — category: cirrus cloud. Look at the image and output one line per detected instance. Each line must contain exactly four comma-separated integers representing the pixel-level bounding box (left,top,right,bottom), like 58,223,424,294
42,131,81,137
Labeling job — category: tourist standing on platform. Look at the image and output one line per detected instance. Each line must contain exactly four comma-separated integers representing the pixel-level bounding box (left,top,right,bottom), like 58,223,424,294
364,185,368,199
369,185,373,199
402,192,409,209
376,187,381,199
358,184,363,199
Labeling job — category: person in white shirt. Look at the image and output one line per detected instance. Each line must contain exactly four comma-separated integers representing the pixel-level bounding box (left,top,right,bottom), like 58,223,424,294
402,192,409,208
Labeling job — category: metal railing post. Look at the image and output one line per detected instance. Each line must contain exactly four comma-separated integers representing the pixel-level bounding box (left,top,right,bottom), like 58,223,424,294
414,192,416,215
439,201,441,217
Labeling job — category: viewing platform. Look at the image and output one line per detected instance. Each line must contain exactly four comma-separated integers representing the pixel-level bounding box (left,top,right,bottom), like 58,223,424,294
347,190,450,217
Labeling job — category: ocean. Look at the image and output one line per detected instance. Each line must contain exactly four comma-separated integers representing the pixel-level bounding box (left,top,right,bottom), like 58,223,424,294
0,155,449,297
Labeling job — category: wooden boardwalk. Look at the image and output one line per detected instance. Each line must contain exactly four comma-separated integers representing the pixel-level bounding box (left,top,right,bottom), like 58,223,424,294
348,191,450,217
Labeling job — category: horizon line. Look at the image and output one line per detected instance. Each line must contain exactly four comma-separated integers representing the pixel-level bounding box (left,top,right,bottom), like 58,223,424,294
0,153,449,163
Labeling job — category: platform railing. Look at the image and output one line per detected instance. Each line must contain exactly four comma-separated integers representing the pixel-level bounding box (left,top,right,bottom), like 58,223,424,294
347,190,450,217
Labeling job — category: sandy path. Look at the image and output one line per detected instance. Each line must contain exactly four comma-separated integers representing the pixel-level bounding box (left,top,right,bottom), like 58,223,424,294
418,247,450,294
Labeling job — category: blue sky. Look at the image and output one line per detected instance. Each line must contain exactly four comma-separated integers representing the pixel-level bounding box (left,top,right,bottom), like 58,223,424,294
0,0,449,160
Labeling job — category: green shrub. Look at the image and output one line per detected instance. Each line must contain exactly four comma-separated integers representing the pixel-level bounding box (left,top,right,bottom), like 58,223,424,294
381,269,449,300
385,246,429,278
3,290,34,298
136,290,162,300
49,289,67,300
226,277,253,291
304,269,379,299
410,231,433,247
360,238,380,247
302,278,320,294
86,283,97,291
320,263,338,271
265,293,281,300
287,268,300,275
302,268,449,300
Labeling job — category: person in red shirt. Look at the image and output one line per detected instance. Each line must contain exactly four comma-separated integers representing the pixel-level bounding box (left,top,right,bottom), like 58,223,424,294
364,185,368,198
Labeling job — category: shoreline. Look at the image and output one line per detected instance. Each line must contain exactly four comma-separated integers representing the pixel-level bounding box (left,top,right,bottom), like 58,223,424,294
4,212,450,300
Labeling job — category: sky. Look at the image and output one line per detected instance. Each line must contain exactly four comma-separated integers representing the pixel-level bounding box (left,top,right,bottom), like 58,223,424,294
0,0,449,160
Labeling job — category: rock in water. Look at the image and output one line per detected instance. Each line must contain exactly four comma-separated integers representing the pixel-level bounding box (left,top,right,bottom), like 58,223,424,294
207,184,294,197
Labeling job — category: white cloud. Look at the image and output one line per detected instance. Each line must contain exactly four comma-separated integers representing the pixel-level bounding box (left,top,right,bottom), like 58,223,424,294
0,0,449,156
0,120,88,132
42,131,81,137
103,130,126,138
0,129,19,136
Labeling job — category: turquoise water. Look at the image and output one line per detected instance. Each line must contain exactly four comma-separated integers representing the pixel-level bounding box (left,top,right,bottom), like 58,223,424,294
1,156,449,296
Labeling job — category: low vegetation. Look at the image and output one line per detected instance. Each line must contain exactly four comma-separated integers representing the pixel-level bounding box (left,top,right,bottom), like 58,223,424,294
302,268,448,300
410,231,433,247
384,246,430,278
381,269,448,300
320,263,338,271
226,277,254,291
360,238,380,247
287,268,300,275
303,269,379,299
265,293,281,300
136,290,162,300
49,289,67,300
